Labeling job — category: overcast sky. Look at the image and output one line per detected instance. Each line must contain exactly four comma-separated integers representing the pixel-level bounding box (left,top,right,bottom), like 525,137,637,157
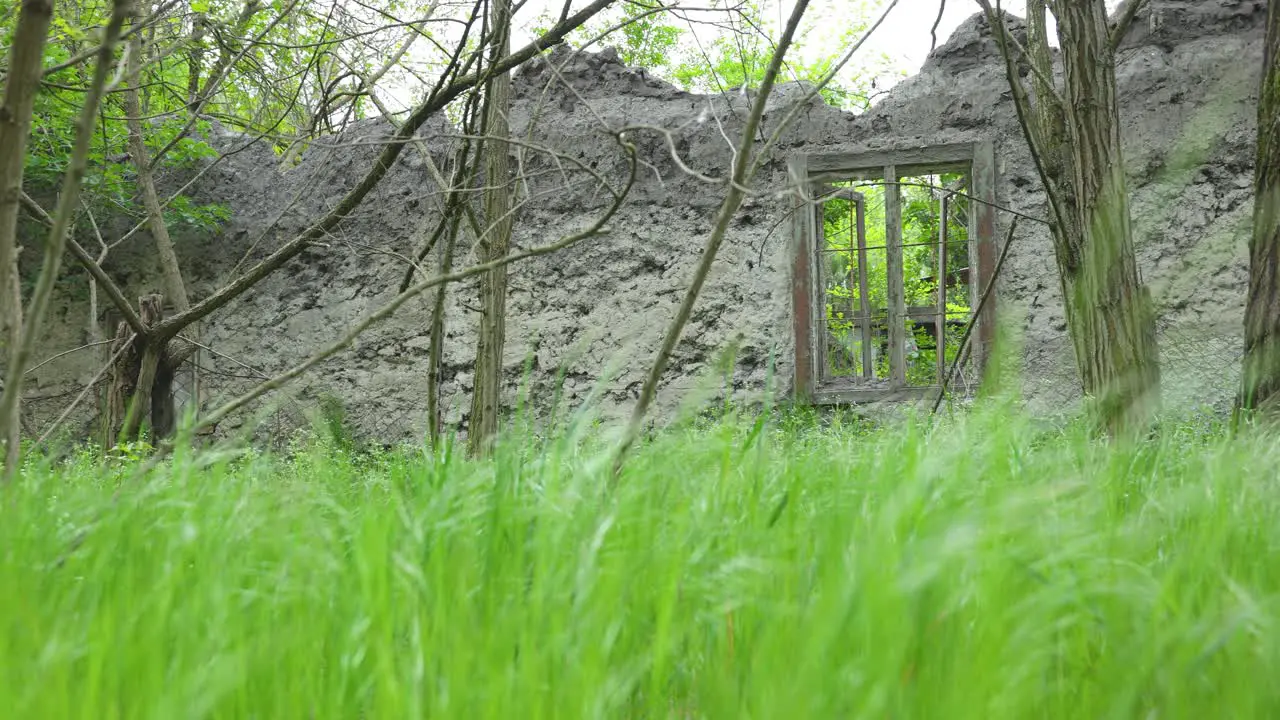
862,0,1123,76
511,0,1125,93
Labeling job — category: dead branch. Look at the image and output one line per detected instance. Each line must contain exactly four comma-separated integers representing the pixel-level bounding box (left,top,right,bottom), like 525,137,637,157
149,0,620,343
176,334,271,380
975,0,1071,238
18,190,143,334
36,333,137,447
613,0,812,474
1110,0,1148,52
931,217,1019,414
25,339,117,376
180,135,636,442
931,0,946,51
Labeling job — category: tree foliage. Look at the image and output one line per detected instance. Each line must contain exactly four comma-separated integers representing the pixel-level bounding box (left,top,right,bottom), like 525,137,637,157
821,178,972,385
559,0,890,110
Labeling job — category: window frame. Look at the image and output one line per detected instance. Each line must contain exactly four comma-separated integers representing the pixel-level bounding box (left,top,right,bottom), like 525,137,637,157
788,142,998,405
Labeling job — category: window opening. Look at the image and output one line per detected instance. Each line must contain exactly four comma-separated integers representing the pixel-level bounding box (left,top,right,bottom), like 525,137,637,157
790,144,996,404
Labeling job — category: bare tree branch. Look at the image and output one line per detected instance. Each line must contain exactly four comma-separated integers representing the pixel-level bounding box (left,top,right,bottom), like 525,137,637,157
932,217,1019,413
1109,0,1148,52
614,0,813,474
181,136,636,441
931,0,946,51
18,190,144,334
975,0,1071,238
24,339,117,376
150,0,620,342
36,333,136,447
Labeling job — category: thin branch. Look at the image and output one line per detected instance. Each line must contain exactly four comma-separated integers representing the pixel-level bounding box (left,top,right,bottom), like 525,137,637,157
999,10,1064,108
35,332,137,447
447,132,627,199
754,0,899,169
179,137,636,441
24,339,117,376
150,0,620,342
18,190,143,334
818,180,1049,226
176,334,271,379
932,217,1020,414
976,0,1071,238
1109,0,1148,52
930,0,946,51
754,177,1046,267
614,0,812,475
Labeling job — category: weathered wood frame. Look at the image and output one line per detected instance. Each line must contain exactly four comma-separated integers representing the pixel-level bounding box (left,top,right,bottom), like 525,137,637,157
789,142,997,405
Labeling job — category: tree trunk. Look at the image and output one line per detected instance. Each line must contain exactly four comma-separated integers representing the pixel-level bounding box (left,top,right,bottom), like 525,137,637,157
3,0,128,477
1055,0,1160,434
1025,1,1089,370
428,190,466,450
106,295,178,444
1238,0,1280,418
0,0,54,470
186,14,207,109
125,32,200,414
467,0,515,458
125,34,192,315
986,0,1160,434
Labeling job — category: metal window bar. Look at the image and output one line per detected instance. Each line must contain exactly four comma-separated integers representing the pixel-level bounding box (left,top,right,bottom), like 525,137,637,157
815,198,829,378
820,239,955,253
855,190,870,379
936,193,949,384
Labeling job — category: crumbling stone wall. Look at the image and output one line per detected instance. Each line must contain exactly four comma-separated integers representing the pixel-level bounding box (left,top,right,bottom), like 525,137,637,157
17,0,1269,442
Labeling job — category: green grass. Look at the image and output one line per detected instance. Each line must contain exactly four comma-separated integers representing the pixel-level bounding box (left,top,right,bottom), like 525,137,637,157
2,405,1279,718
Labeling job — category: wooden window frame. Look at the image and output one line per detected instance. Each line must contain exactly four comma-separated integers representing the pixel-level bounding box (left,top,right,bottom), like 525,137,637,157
789,142,998,405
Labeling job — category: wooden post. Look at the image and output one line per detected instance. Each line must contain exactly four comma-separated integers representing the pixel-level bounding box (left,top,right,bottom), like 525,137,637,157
885,167,906,387
971,142,997,372
936,193,949,384
789,156,815,401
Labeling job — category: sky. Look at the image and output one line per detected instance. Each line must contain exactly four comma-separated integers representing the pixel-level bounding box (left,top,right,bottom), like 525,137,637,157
371,0,1126,115
860,0,1122,77
511,0,1125,94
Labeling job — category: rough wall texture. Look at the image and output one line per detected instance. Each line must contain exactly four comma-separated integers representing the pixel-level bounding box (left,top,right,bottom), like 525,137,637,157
16,0,1269,442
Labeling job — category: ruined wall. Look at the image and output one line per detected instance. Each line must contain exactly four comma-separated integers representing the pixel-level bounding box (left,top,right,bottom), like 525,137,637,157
17,0,1269,442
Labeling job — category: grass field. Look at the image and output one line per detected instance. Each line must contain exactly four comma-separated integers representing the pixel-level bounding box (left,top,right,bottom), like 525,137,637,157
2,404,1279,718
